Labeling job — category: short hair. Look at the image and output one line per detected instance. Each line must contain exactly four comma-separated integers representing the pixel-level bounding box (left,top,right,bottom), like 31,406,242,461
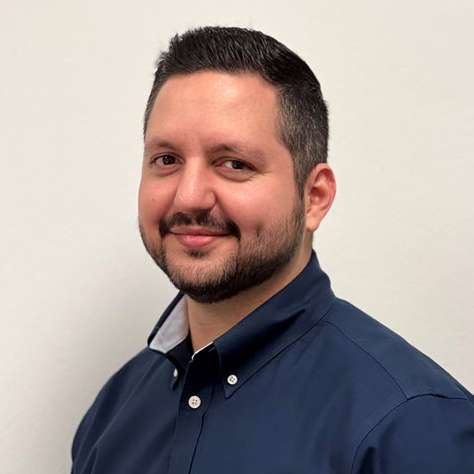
143,26,329,196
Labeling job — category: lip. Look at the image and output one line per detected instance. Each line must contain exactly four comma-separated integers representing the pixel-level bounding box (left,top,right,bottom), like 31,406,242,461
172,233,227,248
170,226,227,236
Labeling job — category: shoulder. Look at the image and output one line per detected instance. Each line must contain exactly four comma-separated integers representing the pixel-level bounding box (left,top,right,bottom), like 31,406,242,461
88,348,160,410
320,297,471,400
316,298,474,472
71,348,161,461
351,394,474,473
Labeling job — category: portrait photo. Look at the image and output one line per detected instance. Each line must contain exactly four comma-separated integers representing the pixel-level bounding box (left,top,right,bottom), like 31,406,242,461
1,1,473,473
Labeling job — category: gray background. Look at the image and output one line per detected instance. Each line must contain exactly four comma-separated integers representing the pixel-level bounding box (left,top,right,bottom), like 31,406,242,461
1,1,473,472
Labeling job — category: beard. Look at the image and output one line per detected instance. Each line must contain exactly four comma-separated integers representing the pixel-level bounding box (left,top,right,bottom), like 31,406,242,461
138,197,305,304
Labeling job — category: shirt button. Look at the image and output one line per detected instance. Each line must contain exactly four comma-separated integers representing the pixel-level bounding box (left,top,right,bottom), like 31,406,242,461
188,395,201,409
227,374,238,385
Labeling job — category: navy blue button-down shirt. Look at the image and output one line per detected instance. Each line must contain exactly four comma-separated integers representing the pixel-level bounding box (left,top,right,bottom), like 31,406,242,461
71,251,474,473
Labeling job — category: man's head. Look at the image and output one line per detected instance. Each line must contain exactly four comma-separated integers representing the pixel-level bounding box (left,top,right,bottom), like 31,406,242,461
138,27,335,303
143,26,329,196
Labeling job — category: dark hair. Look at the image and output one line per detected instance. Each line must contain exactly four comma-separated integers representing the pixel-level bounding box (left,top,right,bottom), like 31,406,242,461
143,26,328,196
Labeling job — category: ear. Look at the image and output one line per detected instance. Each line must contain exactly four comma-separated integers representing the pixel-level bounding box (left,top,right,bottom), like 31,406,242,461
304,163,336,232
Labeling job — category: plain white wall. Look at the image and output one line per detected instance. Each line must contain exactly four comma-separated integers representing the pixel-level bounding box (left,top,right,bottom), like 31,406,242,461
1,0,473,472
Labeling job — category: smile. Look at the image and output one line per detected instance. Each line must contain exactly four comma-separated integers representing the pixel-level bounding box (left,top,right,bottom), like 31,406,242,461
171,233,228,249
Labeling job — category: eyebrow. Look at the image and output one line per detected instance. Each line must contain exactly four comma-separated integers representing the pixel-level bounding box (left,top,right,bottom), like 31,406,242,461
144,138,176,154
207,143,255,156
144,138,265,162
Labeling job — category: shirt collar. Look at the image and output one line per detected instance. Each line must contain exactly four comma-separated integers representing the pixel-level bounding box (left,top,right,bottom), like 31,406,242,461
147,292,191,373
147,250,335,397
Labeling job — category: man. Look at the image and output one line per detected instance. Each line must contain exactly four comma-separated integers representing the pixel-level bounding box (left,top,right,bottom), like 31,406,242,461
71,27,474,473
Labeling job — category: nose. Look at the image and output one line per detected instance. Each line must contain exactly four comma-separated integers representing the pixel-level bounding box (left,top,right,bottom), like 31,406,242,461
172,159,217,213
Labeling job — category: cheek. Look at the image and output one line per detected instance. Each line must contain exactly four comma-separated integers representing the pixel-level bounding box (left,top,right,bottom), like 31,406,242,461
138,179,171,225
219,186,286,236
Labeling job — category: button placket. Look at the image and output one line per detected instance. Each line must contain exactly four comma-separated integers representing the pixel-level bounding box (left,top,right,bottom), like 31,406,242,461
167,346,218,474
180,345,216,412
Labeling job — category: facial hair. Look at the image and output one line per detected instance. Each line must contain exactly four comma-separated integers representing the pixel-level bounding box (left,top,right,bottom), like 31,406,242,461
138,196,305,304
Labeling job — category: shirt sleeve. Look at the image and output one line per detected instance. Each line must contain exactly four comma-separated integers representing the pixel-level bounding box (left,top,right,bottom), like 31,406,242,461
351,394,474,474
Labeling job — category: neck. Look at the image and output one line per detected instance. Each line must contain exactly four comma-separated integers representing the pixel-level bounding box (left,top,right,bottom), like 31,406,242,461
186,245,312,352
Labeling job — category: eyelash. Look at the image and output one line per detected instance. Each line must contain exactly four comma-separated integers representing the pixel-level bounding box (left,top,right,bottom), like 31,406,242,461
150,155,254,172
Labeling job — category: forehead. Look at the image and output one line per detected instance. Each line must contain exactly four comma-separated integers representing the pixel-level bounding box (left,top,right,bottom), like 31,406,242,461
154,70,279,114
144,71,283,151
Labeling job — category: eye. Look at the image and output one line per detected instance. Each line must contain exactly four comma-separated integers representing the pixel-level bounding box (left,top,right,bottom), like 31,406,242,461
151,154,177,167
221,159,253,171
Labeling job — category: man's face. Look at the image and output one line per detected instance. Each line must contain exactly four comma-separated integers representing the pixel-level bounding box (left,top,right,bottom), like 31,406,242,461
138,71,306,303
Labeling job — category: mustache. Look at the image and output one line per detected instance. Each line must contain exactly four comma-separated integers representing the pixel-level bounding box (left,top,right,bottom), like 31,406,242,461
159,211,241,239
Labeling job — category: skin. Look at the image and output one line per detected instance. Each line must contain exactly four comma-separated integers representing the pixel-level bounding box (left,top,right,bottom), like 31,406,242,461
139,70,336,351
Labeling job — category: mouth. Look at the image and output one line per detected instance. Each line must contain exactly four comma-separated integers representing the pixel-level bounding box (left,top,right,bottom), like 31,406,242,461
172,233,227,248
